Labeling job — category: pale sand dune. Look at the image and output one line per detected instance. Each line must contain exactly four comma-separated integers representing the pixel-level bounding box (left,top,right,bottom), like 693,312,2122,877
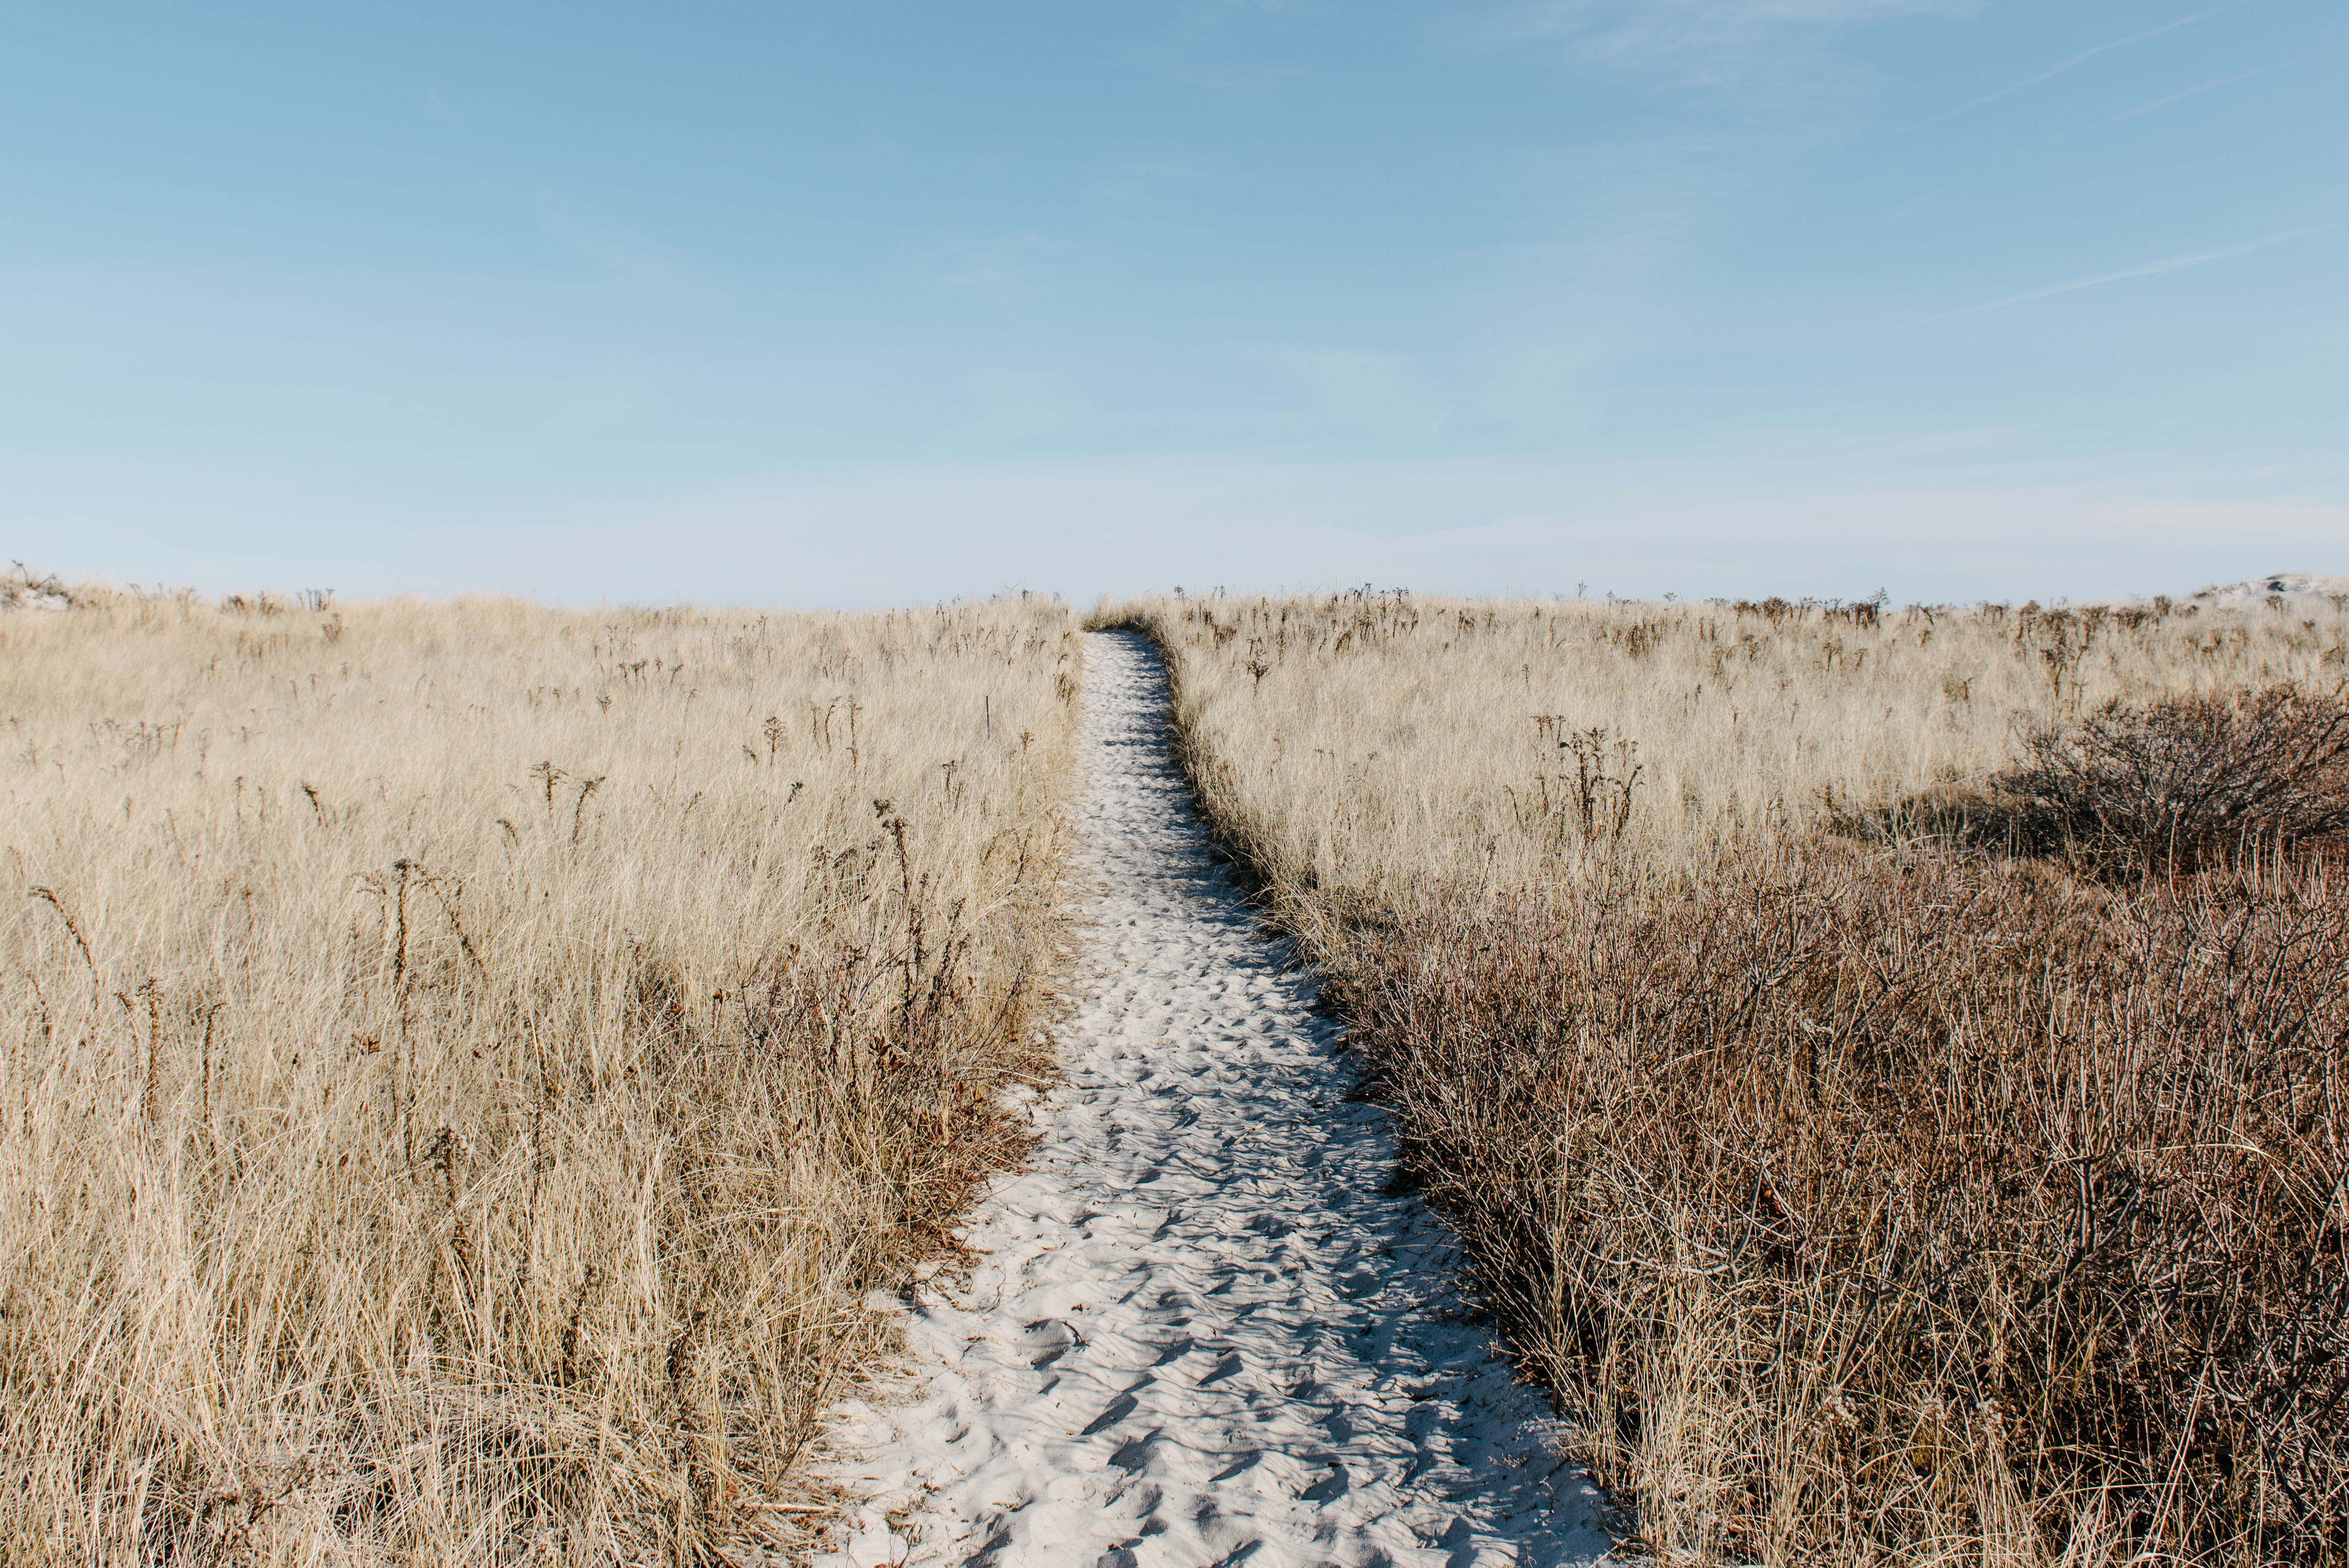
2181,572,2349,610
816,631,1612,1568
0,570,70,611
2089,571,2349,610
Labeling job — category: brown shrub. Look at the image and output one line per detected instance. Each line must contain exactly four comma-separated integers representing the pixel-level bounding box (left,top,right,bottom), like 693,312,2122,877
1331,846,2349,1565
2000,684,2349,877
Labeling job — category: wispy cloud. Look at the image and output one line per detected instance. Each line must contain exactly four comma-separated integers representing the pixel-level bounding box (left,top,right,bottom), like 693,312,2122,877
1483,0,1983,137
928,369,1083,455
1089,155,1208,212
1490,0,1978,89
1499,0,1973,60
1892,223,2341,330
934,233,1060,306
444,450,2349,609
2046,60,2289,139
423,88,462,127
1169,59,1306,93
1264,348,1451,438
532,194,707,304
547,370,654,434
1894,0,2248,132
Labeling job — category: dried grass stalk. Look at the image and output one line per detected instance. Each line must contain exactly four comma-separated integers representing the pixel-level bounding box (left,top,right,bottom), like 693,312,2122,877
0,590,1081,1565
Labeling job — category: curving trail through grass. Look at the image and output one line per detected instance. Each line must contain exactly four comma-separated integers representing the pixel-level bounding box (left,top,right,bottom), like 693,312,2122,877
817,632,1612,1568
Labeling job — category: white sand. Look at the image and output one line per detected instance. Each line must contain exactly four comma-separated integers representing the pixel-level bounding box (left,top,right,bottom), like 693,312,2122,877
2088,572,2349,611
0,584,70,612
814,631,1613,1568
2182,573,2349,611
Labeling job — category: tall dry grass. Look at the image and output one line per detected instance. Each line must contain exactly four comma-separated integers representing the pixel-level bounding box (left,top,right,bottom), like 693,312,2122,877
1112,590,2349,1566
0,589,1080,1564
1121,590,2348,911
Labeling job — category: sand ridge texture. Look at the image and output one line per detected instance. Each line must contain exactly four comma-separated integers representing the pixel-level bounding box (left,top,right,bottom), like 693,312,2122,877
817,632,1611,1568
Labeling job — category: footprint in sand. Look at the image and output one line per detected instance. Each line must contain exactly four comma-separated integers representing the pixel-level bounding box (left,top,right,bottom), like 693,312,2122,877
817,630,1616,1568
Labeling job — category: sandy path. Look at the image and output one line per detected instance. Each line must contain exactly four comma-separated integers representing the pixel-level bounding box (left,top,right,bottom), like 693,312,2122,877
817,632,1613,1568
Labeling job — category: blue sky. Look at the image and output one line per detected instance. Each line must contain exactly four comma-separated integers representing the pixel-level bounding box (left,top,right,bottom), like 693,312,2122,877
6,1,2343,605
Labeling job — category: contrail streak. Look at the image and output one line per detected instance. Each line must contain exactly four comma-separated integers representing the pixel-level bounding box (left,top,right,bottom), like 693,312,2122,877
1893,0,2249,133
2054,60,2289,137
1890,224,2341,331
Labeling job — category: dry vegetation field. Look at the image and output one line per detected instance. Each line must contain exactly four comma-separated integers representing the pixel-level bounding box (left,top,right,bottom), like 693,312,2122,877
0,587,1079,1563
1115,590,2349,1567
